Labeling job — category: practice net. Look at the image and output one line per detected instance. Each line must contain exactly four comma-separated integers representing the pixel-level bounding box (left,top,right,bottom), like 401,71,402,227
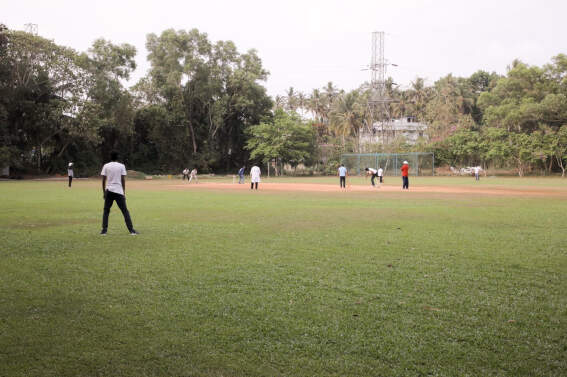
341,152,435,176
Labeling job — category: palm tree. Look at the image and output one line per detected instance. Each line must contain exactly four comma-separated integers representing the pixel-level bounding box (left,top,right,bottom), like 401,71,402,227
330,90,365,151
274,95,286,110
285,87,298,112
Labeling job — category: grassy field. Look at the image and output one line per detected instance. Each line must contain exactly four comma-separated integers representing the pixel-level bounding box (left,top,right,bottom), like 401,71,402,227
1,178,566,376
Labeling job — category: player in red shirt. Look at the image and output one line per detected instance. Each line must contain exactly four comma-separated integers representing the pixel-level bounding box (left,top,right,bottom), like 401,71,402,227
401,161,409,189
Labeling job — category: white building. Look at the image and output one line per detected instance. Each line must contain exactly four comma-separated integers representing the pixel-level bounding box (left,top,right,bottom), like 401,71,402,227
360,116,428,146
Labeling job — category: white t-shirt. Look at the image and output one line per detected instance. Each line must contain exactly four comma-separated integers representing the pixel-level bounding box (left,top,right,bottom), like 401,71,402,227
368,168,377,175
377,168,383,176
338,166,347,177
473,166,481,174
250,166,261,183
68,169,74,177
101,161,127,195
190,169,197,177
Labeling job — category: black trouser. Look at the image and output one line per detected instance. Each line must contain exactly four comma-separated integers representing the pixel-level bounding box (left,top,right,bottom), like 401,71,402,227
340,176,346,188
68,176,73,187
251,182,258,190
371,173,378,186
379,176,383,183
183,174,189,180
402,176,409,189
102,190,134,232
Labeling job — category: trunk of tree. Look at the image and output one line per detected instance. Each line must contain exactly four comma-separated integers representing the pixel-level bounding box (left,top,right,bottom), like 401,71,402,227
56,141,71,158
188,122,197,154
38,145,42,170
555,154,565,177
275,157,279,176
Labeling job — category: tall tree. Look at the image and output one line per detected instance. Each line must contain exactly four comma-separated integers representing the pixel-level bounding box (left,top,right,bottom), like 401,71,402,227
142,28,272,171
329,90,365,151
245,109,316,174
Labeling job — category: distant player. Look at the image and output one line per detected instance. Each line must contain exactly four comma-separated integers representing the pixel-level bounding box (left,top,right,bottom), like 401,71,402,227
189,168,198,183
100,151,138,235
67,162,74,188
401,161,409,190
338,164,347,189
238,166,245,184
250,165,261,190
377,166,384,184
182,168,190,180
473,166,481,181
365,167,378,187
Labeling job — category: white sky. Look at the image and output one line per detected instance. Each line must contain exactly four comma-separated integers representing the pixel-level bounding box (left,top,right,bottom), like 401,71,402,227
3,0,567,96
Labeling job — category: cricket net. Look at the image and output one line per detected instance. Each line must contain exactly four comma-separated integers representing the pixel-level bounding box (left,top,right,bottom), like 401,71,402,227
341,152,435,176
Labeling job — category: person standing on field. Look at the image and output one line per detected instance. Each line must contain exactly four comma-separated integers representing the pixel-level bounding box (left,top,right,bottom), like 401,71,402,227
238,166,245,184
401,161,409,190
377,166,384,184
365,167,379,187
474,166,481,181
67,162,74,188
189,168,198,183
250,165,261,190
182,168,189,180
100,151,138,235
338,164,347,189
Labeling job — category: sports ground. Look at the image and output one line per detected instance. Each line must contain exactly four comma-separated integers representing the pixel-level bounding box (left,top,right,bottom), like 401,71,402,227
1,176,566,376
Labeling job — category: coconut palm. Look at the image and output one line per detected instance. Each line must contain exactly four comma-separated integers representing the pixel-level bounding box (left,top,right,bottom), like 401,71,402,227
330,90,365,151
285,87,298,112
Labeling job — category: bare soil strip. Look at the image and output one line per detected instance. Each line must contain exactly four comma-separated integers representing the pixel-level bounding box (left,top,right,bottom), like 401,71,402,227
168,182,567,198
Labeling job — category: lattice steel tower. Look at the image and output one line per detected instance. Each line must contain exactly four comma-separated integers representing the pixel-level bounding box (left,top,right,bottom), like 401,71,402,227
366,31,395,143
24,23,38,35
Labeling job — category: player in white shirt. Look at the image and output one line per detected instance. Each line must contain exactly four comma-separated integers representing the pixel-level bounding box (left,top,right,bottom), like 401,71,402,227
337,164,347,189
189,168,198,183
67,162,74,188
250,165,261,190
100,151,137,235
365,167,379,187
377,167,384,184
473,166,481,181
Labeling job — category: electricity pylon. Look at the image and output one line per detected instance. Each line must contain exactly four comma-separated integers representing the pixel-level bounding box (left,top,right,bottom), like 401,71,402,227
365,31,396,144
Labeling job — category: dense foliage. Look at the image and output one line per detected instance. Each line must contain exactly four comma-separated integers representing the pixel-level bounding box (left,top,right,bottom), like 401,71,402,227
1,23,566,176
278,57,567,176
0,26,272,175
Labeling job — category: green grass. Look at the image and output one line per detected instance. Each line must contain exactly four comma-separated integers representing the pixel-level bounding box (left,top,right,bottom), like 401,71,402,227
1,179,566,376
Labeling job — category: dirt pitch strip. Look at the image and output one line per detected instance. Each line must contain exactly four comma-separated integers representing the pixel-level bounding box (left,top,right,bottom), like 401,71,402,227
168,181,567,198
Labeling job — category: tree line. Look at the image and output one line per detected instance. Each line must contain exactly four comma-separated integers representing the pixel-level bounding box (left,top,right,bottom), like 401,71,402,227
1,24,566,176
275,56,567,176
0,26,274,176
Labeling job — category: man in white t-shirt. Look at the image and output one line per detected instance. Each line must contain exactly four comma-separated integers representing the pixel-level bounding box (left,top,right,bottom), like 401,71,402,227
473,166,481,181
100,151,137,235
67,162,74,188
337,164,347,189
377,166,384,184
250,165,261,190
182,168,189,180
189,168,198,183
365,167,379,187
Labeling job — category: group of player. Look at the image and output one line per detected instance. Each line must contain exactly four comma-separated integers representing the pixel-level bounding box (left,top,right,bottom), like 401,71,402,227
338,161,410,190
71,154,413,236
182,168,199,183
237,165,262,190
182,165,262,189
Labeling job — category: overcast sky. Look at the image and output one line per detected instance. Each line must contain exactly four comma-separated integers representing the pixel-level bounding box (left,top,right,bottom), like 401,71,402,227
3,0,567,96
